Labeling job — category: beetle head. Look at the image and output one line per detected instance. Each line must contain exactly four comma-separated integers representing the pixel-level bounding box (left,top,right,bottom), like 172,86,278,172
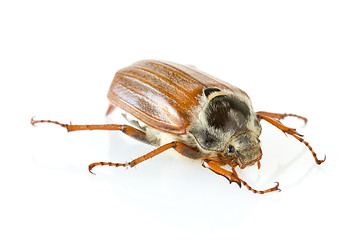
222,130,262,167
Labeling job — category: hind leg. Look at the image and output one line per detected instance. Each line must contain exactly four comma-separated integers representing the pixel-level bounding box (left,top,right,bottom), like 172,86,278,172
31,118,150,144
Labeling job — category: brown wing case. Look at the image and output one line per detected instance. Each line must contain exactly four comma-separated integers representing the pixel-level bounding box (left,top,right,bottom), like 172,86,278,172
108,60,247,134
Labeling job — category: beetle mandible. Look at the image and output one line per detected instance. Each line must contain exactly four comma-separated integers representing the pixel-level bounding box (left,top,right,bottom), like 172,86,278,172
32,60,325,194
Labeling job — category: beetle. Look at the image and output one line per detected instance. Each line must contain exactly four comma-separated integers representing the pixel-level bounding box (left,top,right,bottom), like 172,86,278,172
31,59,325,194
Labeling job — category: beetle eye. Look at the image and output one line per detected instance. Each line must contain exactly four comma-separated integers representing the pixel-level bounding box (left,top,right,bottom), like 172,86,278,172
227,145,236,154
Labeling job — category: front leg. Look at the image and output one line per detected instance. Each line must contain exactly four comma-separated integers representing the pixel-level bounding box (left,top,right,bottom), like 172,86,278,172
256,112,326,165
201,159,280,194
256,111,307,124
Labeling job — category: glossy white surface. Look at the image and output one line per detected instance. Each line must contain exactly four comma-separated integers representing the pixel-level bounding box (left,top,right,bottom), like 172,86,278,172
1,1,359,239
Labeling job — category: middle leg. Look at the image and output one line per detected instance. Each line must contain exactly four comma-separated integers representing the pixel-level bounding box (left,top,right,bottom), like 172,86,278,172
89,141,202,174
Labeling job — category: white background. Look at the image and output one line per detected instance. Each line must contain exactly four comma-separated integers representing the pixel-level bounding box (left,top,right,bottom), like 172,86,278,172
1,1,359,239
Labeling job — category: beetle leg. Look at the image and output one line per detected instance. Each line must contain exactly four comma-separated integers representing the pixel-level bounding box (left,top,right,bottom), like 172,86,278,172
106,104,116,116
88,141,201,174
31,118,150,144
256,115,303,137
89,141,177,174
256,111,307,125
257,114,326,165
201,159,281,194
